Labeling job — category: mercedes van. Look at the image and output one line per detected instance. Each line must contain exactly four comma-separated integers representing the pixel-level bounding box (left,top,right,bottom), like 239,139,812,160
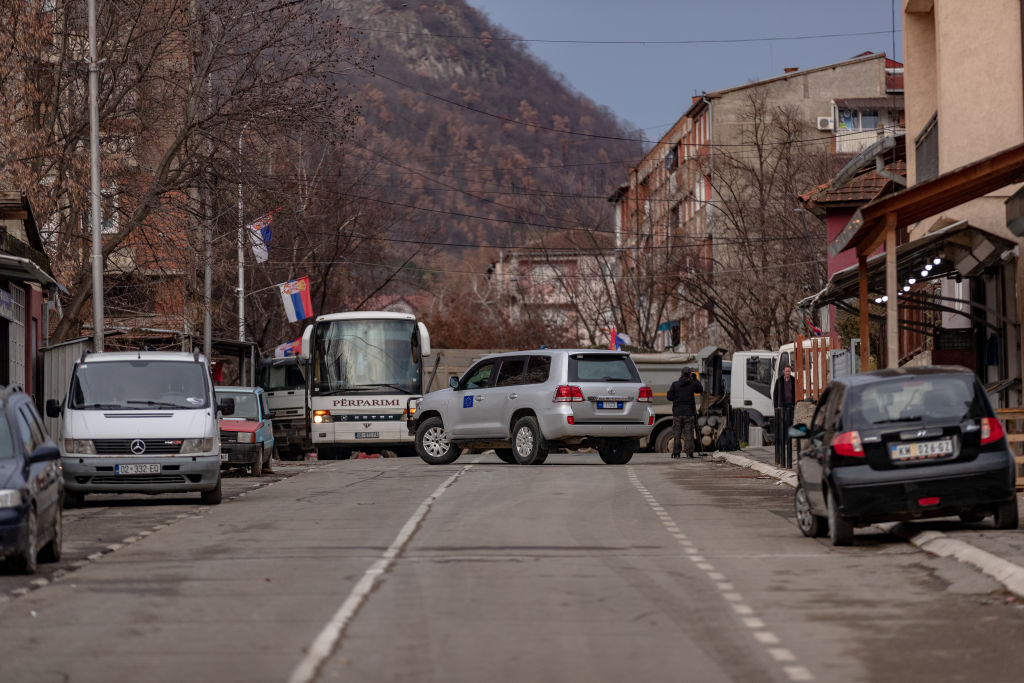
46,350,234,507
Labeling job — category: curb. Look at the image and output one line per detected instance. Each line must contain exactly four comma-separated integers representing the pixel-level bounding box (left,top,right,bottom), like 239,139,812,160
713,450,1024,600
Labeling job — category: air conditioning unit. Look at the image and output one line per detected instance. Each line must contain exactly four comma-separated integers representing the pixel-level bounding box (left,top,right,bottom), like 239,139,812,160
817,116,834,131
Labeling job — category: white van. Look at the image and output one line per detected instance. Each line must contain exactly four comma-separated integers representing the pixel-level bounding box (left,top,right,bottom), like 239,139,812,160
46,350,234,507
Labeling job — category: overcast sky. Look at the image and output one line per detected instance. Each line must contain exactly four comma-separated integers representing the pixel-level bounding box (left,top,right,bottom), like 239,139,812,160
468,0,903,141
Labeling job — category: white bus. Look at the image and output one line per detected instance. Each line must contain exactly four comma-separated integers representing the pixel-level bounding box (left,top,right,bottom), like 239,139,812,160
299,311,431,458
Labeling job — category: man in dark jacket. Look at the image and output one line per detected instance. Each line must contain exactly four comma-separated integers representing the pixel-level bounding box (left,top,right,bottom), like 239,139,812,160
772,365,797,466
666,367,702,458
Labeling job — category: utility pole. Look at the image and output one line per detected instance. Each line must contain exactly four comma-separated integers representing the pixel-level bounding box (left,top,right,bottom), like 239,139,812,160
88,0,103,351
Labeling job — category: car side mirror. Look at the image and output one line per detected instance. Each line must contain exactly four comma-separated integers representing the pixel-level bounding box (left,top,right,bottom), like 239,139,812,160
45,399,62,418
449,376,459,390
29,444,61,464
788,423,809,439
219,397,235,416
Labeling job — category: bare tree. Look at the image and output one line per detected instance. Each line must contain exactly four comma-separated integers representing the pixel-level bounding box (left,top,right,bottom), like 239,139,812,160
0,0,367,342
679,90,838,350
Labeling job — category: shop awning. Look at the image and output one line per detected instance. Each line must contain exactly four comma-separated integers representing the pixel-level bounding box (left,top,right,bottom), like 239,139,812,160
0,254,59,289
801,220,1014,309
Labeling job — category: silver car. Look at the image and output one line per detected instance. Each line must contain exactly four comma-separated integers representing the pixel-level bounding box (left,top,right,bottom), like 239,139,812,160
409,350,654,465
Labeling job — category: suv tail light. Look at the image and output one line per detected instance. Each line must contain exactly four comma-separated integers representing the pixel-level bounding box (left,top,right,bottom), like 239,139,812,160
553,385,584,402
638,386,653,402
981,417,1005,445
832,430,864,457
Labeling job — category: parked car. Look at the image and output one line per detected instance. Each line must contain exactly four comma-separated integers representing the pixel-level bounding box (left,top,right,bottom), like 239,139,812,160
216,386,275,476
408,349,654,465
0,386,63,574
790,366,1019,546
47,350,234,507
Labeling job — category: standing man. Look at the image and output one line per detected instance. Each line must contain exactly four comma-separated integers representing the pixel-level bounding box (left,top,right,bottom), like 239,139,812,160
772,365,797,467
666,367,702,458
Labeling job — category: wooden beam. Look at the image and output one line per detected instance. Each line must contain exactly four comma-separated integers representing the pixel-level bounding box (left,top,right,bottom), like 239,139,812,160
859,254,870,371
885,221,898,368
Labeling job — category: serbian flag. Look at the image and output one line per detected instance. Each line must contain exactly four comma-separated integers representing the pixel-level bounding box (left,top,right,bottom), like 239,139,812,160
804,317,822,336
247,208,280,263
274,337,301,357
279,276,313,322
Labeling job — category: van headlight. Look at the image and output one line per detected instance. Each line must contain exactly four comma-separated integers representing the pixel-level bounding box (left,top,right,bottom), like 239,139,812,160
0,489,22,508
236,432,254,444
180,438,214,454
63,439,95,455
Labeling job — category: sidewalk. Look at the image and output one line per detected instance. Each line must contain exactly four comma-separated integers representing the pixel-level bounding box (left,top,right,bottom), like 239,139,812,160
715,446,1024,599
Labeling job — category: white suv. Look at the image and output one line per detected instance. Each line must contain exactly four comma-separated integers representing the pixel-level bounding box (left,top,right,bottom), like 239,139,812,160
409,350,654,465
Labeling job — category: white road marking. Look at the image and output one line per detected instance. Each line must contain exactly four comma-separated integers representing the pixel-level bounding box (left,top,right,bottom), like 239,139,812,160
785,665,816,681
288,466,470,683
625,465,814,681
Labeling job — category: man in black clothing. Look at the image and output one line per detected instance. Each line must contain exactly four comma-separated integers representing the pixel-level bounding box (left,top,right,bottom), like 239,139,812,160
772,365,797,467
666,367,702,458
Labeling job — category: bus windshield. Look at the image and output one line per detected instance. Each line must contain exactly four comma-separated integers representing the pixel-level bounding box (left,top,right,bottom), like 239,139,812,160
310,318,423,395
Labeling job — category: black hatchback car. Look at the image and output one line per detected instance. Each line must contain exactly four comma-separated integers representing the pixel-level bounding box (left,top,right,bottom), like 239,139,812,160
790,366,1019,546
0,386,63,573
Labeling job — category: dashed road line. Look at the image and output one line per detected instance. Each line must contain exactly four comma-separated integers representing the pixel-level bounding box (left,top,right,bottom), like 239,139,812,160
626,465,815,682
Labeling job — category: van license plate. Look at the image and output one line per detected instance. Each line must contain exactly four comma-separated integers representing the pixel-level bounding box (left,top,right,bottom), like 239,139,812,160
597,401,623,409
116,463,160,475
890,438,953,461
355,432,379,439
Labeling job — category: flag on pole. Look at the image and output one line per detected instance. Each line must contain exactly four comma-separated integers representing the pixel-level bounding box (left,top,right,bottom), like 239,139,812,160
246,208,280,263
615,331,632,349
278,276,313,322
804,317,822,336
273,337,302,357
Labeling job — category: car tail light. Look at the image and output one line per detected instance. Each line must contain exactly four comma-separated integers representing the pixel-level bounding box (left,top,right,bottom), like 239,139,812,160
918,497,940,507
553,385,584,402
832,430,864,457
981,417,1005,445
638,386,653,402
567,416,575,425
648,415,655,426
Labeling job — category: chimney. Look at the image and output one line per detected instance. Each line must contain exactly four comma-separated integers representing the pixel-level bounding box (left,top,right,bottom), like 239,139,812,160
784,67,799,74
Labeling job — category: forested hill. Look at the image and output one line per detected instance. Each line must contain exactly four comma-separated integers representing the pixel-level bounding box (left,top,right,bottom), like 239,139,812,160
332,0,643,254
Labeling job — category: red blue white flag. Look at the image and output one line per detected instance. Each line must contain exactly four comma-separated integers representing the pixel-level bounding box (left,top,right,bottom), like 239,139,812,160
273,337,302,357
279,276,313,323
247,208,280,263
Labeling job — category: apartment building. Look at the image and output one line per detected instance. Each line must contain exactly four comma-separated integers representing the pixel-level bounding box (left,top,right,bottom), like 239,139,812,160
611,52,903,352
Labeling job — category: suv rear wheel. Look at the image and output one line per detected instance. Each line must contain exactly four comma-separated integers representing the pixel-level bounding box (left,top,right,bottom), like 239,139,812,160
494,448,516,464
598,439,634,464
512,416,548,465
416,417,462,465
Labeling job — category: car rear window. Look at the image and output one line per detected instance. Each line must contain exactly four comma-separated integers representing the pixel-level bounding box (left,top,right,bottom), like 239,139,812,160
525,356,551,384
845,374,987,427
569,354,640,382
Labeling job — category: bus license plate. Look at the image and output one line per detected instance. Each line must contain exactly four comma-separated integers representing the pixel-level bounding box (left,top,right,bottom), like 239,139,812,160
355,432,379,439
597,401,623,409
116,463,160,475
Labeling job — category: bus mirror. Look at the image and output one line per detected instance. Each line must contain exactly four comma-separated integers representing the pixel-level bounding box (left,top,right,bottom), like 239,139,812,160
418,322,431,357
299,325,314,361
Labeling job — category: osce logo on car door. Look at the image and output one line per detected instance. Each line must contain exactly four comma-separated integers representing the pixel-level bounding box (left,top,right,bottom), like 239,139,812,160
463,396,474,408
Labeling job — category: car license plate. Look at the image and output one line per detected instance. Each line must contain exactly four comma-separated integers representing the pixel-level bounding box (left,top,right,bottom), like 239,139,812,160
355,432,379,439
596,401,623,409
116,463,161,475
890,438,953,461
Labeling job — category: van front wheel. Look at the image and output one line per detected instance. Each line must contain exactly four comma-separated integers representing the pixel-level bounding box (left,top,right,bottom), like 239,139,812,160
201,477,223,505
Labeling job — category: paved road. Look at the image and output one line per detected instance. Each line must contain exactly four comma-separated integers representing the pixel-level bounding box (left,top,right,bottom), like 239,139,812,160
2,454,1024,683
